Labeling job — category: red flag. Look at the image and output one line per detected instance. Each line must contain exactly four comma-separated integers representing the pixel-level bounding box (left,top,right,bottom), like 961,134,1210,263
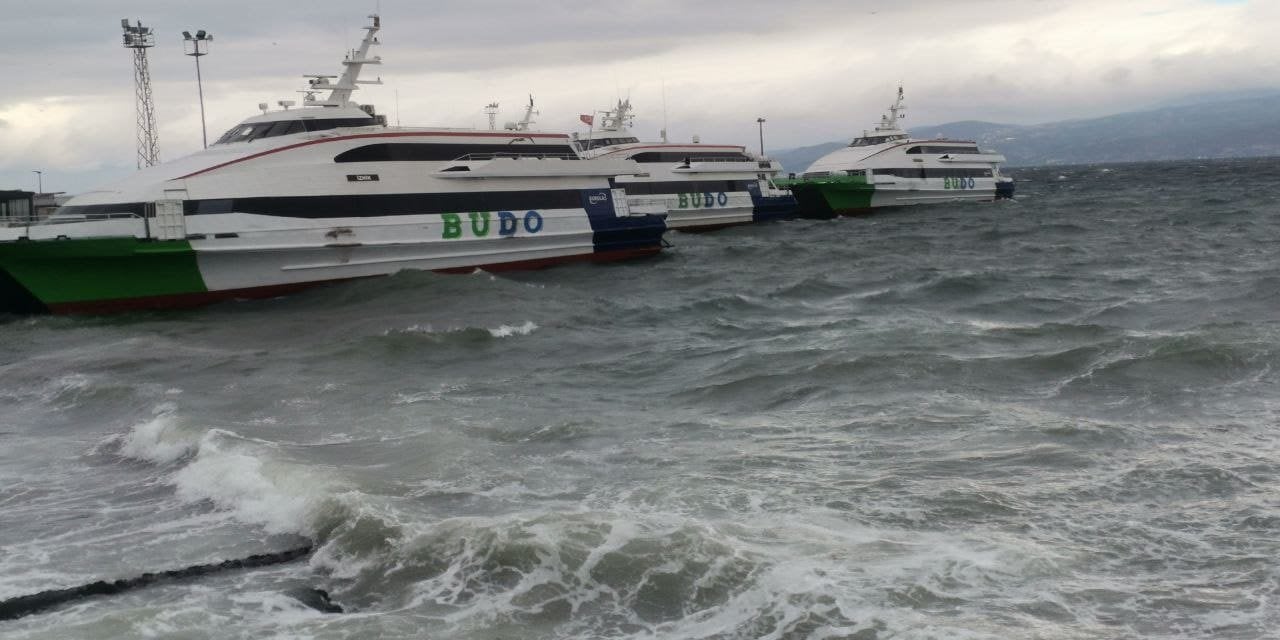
579,114,594,126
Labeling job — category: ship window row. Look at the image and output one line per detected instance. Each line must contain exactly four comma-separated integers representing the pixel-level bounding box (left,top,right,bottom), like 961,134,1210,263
334,143,580,163
873,167,993,179
181,190,586,218
627,151,753,163
215,117,377,145
53,191,592,220
612,180,753,195
576,137,640,151
849,135,906,147
905,145,979,155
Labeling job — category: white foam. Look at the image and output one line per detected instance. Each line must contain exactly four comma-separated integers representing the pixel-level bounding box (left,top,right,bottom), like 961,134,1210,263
962,318,1037,331
385,323,434,335
171,430,331,537
117,404,198,465
384,321,537,339
489,321,538,338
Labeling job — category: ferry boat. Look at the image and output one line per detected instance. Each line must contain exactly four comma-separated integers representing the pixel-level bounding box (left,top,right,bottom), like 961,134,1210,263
0,15,666,314
574,99,796,231
781,87,1014,217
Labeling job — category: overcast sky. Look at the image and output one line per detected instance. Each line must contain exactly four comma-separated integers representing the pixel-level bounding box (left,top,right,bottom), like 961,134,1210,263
4,0,1276,193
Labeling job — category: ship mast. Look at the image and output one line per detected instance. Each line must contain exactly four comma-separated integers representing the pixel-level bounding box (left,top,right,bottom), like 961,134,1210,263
875,85,906,133
514,95,538,131
301,15,383,107
598,98,635,133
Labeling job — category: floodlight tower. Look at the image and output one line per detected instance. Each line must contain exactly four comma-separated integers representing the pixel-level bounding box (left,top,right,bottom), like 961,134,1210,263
484,102,499,131
121,19,159,168
182,30,214,148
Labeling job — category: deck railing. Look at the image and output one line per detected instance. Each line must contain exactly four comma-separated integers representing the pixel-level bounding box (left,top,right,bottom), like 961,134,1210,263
2,212,145,227
452,152,580,161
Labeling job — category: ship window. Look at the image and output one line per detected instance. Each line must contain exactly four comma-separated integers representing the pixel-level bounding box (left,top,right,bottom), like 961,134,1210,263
215,124,263,144
301,117,376,132
872,168,925,179
334,143,579,163
215,117,379,144
190,199,234,215
612,180,752,195
906,145,979,154
180,189,586,218
629,151,752,163
921,168,993,179
576,137,641,151
872,167,995,179
265,120,305,138
850,136,895,147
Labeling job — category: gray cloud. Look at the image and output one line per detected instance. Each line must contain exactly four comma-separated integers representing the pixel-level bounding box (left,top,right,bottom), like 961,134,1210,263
1103,67,1133,85
3,0,1278,192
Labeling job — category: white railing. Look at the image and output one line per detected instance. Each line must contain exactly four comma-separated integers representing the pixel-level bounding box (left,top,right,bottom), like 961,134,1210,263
2,212,144,228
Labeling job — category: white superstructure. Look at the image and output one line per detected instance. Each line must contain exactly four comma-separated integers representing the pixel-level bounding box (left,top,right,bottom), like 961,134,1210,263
3,15,665,313
797,87,1013,211
575,99,794,230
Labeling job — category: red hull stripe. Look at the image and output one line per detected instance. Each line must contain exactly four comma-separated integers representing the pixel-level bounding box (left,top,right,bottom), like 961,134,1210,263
176,130,573,180
45,246,660,315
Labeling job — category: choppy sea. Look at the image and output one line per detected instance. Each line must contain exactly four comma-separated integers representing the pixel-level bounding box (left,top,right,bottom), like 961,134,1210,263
2,157,1279,639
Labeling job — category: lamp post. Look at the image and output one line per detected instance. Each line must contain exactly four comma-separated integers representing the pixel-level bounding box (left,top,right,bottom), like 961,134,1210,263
756,117,766,157
182,30,213,148
32,170,43,195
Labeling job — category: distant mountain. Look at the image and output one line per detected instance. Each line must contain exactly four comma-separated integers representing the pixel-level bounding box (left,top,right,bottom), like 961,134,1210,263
771,142,846,175
773,94,1280,171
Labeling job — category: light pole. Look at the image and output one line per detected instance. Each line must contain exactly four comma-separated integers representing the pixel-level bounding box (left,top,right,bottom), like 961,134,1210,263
182,30,213,148
756,117,766,157
32,170,43,195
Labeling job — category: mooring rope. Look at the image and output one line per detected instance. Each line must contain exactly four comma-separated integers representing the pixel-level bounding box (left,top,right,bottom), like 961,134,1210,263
0,545,321,621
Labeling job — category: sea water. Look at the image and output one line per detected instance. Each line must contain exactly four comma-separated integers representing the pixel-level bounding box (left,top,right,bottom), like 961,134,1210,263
2,157,1278,639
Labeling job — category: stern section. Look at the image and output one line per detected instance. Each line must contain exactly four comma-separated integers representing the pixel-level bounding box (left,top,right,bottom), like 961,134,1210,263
782,174,876,218
580,189,668,261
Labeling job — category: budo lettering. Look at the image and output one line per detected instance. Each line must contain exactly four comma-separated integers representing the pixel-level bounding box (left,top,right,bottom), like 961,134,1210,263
944,177,977,190
676,192,729,209
441,211,544,239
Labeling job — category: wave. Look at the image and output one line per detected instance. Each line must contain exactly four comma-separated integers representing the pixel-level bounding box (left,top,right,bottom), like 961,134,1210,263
377,320,540,345
116,404,198,465
107,409,354,540
1054,333,1277,400
301,506,1074,638
96,407,1082,638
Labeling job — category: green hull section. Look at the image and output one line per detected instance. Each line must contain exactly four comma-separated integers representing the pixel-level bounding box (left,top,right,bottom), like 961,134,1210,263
0,238,207,313
778,175,874,218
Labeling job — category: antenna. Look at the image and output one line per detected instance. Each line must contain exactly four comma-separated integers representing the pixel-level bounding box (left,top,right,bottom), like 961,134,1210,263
121,19,159,168
484,102,499,131
661,79,669,142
